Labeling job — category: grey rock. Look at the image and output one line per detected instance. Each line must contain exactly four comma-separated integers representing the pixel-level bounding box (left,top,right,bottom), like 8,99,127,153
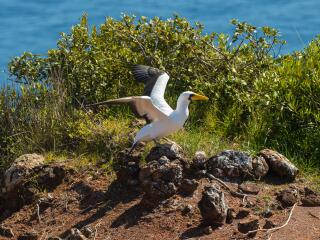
262,208,273,218
252,156,269,178
139,159,183,200
258,149,298,181
146,142,183,162
198,185,228,225
192,151,207,170
206,150,268,179
202,226,213,235
2,153,44,194
181,204,193,215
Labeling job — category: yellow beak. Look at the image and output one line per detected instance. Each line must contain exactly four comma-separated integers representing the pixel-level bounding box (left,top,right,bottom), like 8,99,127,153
191,93,209,101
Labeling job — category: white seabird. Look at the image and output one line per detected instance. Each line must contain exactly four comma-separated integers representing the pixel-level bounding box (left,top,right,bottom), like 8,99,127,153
88,65,208,152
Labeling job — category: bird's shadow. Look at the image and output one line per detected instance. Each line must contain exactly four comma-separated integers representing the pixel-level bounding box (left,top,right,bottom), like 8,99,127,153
110,197,156,229
59,178,142,238
180,223,220,240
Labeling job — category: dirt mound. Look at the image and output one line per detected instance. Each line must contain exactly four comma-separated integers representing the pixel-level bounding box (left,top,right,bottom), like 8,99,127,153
0,146,319,240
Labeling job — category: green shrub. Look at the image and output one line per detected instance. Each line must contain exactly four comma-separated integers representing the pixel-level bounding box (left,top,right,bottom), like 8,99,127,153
1,14,319,172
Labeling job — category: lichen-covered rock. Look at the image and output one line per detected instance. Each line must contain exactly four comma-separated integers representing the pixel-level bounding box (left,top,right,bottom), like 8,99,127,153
139,157,183,200
206,150,268,179
192,151,207,170
0,160,67,213
198,185,228,225
258,149,298,181
145,142,183,162
2,154,44,193
252,156,269,179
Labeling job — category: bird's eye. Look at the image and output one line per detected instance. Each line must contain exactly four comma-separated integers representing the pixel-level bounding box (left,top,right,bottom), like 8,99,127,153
188,94,194,101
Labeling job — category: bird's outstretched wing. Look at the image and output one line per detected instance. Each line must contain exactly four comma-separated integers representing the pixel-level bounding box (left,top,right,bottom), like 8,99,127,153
132,65,173,115
86,96,169,123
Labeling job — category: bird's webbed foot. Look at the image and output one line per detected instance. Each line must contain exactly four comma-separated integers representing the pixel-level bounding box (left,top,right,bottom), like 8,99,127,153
162,137,183,150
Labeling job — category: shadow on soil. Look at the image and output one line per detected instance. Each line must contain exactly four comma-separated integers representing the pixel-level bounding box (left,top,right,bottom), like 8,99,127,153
59,179,143,238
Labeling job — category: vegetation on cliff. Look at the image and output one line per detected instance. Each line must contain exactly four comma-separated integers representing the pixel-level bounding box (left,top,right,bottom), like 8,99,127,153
0,15,319,175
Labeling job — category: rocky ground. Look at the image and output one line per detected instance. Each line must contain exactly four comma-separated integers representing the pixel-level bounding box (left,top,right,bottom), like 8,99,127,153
0,144,319,240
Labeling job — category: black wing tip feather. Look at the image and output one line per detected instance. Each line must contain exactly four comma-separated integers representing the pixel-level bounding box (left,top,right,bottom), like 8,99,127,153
131,64,165,83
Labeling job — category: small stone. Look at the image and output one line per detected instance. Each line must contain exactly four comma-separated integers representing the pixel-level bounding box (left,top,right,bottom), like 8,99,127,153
236,208,250,219
277,188,299,207
198,185,228,225
146,143,183,162
262,208,273,218
192,151,207,170
81,226,94,238
238,183,260,195
180,179,199,195
202,226,213,235
158,156,170,165
226,208,236,224
195,170,207,178
301,194,320,207
238,217,259,234
181,204,193,215
0,226,14,238
263,220,276,229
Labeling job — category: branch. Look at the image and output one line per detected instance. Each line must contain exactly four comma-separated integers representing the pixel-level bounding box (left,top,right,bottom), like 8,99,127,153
246,203,297,236
206,173,256,198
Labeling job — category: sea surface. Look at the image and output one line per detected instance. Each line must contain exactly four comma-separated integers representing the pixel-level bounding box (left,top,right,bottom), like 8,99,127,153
1,0,320,84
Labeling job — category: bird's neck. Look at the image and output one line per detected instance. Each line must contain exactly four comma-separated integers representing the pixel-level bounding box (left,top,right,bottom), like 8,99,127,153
175,97,190,118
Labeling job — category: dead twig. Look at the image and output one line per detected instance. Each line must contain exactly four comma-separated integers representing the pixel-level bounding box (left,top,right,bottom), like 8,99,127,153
206,173,255,199
36,203,41,223
247,203,297,236
308,211,320,220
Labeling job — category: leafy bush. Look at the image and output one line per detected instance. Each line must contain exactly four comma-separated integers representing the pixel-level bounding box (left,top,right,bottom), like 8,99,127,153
1,14,320,171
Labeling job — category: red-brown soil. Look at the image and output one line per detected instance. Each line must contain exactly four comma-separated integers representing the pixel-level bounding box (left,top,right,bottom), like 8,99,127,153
1,166,319,240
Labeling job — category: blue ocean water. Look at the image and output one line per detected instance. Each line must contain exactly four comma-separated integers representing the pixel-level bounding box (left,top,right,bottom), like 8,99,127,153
1,0,319,84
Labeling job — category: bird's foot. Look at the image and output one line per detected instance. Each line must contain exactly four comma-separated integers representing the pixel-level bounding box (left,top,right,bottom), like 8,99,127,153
162,137,183,151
